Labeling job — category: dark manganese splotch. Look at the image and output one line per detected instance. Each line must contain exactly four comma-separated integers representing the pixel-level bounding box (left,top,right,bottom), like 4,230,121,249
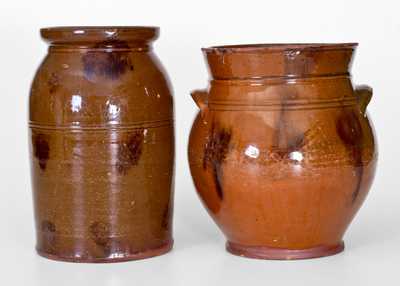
47,72,59,94
89,221,111,248
287,133,306,152
89,221,117,257
41,220,56,253
203,123,232,199
272,132,306,160
82,40,132,80
270,87,305,160
116,129,144,175
41,220,56,233
336,109,364,203
33,134,50,170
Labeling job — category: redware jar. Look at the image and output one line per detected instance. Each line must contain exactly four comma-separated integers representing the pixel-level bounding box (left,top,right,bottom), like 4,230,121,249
29,27,174,262
188,43,377,259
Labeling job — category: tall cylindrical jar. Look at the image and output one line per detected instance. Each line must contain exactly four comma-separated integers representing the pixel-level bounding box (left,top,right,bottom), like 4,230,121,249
29,27,174,262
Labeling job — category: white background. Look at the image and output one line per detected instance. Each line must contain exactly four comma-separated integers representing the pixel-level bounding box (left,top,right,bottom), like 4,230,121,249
0,0,399,285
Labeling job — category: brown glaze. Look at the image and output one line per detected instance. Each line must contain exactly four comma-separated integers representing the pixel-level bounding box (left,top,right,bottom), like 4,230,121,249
203,123,232,199
32,133,50,170
188,43,377,260
29,26,174,263
116,129,144,175
82,41,133,81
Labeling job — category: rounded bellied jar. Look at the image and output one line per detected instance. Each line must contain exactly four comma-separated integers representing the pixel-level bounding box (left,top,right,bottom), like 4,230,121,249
29,27,174,262
188,43,377,260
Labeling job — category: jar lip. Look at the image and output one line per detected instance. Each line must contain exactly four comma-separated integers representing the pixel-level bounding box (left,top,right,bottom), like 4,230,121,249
40,26,159,44
202,43,358,54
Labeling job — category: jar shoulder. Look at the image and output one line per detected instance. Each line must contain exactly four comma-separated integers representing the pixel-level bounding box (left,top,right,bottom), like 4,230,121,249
189,107,377,170
30,51,173,126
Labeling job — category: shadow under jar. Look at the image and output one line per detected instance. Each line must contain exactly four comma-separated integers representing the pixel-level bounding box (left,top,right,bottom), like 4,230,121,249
29,27,174,262
188,43,377,260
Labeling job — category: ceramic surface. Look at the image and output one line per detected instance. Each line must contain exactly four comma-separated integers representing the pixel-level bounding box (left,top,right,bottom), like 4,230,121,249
188,43,377,259
29,26,174,262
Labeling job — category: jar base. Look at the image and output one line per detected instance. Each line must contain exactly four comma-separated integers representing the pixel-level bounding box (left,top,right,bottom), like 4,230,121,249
36,241,173,263
226,241,344,260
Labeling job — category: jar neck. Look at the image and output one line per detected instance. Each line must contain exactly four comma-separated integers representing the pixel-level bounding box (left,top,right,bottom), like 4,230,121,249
41,26,158,52
48,40,152,53
203,43,357,80
207,75,356,111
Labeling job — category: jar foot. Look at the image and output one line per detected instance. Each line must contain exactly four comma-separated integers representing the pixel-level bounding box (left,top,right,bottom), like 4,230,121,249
36,240,173,263
226,241,344,260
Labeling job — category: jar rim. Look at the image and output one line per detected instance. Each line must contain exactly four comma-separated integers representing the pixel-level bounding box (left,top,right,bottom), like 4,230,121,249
40,26,159,44
202,43,358,54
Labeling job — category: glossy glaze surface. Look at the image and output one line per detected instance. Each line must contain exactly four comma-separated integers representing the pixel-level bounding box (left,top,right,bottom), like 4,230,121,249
188,43,377,260
29,27,174,262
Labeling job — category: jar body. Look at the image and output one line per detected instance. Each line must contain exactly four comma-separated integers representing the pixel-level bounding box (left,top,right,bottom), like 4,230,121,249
188,44,377,259
29,27,174,262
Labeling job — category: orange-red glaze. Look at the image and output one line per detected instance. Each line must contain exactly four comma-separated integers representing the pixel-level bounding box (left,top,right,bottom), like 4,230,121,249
188,44,377,259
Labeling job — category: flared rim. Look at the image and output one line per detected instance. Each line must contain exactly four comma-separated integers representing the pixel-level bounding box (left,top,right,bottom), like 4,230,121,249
203,43,358,53
40,26,159,43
